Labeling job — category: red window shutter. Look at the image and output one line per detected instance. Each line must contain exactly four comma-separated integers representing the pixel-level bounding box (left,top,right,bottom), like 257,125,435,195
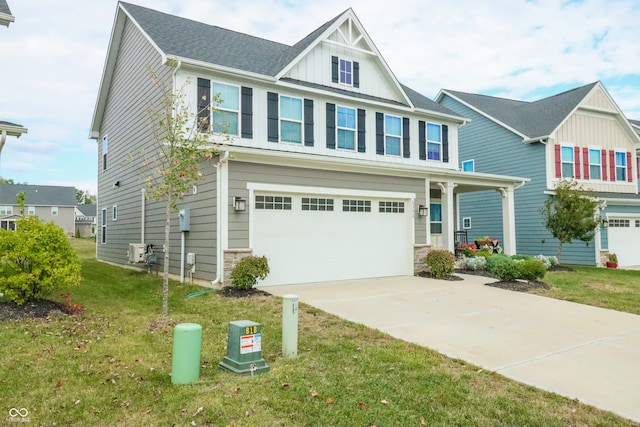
554,145,562,178
602,150,608,181
609,150,616,181
582,147,589,180
627,152,633,182
574,146,581,179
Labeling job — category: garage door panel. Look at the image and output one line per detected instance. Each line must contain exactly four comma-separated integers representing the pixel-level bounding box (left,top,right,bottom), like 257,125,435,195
607,217,640,267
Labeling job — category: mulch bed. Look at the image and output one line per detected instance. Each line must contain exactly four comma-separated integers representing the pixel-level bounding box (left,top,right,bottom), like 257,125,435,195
218,287,271,298
416,271,464,281
0,300,69,322
418,267,557,293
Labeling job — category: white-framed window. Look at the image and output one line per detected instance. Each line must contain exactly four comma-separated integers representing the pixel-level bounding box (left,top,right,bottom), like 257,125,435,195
255,195,292,210
0,219,16,231
302,197,334,211
27,206,35,216
101,208,107,244
379,201,405,213
615,151,627,181
51,206,58,216
212,82,239,135
385,114,402,156
279,95,303,144
337,106,356,150
427,123,441,161
112,205,118,221
102,135,108,171
0,206,13,215
339,58,353,86
430,203,442,233
589,149,601,180
343,199,371,212
463,217,472,229
462,160,474,172
561,145,574,178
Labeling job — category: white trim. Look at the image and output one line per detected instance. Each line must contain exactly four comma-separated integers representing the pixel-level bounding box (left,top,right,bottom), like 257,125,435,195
462,217,472,229
279,94,304,145
606,213,640,219
211,81,240,137
112,205,118,221
461,159,475,172
247,182,415,201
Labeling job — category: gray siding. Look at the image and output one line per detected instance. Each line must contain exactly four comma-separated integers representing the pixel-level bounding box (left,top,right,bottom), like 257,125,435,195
96,17,218,280
439,94,596,265
228,161,427,248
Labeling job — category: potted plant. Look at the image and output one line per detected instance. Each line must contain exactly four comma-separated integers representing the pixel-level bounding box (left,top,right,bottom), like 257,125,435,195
606,253,618,269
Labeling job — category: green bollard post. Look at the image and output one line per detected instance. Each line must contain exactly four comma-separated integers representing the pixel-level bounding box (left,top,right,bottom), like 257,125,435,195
171,323,202,384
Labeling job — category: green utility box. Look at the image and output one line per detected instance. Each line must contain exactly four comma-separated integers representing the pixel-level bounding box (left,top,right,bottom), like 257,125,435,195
219,320,269,376
171,323,202,384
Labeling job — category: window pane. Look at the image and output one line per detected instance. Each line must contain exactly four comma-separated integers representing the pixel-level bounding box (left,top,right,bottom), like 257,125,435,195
213,111,238,135
428,142,440,161
281,121,301,143
590,165,601,180
562,163,574,178
280,96,302,120
589,149,600,165
385,115,401,136
430,203,442,221
339,59,352,85
386,136,401,156
431,223,443,234
561,146,574,161
212,83,239,110
462,160,474,172
616,151,626,166
427,123,441,142
337,129,355,150
337,107,356,129
617,167,626,181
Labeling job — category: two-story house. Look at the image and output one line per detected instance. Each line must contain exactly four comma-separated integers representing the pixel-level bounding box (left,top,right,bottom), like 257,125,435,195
436,82,640,267
0,183,77,234
89,2,528,286
75,204,97,238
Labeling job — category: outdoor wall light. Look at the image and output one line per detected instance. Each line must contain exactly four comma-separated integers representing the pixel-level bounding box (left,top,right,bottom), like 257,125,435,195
601,218,609,228
233,196,247,212
418,205,428,217
113,180,120,188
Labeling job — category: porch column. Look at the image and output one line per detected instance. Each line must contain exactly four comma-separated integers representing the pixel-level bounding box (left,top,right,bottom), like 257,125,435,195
439,182,456,252
424,178,431,245
499,186,516,255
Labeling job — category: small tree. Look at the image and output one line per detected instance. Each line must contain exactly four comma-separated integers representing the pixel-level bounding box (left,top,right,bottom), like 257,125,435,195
540,180,601,261
136,63,227,321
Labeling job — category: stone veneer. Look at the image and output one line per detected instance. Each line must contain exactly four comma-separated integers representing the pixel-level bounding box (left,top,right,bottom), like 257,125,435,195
223,249,253,285
414,244,432,274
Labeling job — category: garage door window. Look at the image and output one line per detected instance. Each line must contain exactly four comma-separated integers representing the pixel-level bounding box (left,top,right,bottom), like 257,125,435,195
636,220,640,228
343,199,371,212
302,197,334,211
379,201,405,213
255,195,292,210
609,219,630,227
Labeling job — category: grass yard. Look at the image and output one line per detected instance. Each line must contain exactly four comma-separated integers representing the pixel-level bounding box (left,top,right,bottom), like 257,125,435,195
0,239,638,426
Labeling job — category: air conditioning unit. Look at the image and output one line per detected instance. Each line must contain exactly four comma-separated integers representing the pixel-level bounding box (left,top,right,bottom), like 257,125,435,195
128,243,147,263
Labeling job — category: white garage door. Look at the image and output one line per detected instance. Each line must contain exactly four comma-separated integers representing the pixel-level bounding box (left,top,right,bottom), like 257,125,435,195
252,191,413,286
607,217,640,267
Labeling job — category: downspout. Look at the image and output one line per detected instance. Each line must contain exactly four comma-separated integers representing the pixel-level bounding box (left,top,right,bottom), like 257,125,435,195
210,151,230,286
514,180,526,191
141,188,146,243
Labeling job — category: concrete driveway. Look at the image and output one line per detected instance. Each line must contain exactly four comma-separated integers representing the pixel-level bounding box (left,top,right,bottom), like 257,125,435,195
261,274,640,422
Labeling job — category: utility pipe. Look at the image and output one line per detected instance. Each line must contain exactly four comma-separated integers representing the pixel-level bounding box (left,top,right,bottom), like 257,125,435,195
141,188,146,243
180,231,185,283
210,151,230,287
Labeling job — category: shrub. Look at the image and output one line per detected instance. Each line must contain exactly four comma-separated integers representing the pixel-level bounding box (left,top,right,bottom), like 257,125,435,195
511,254,533,261
425,250,456,278
534,254,558,269
490,257,521,281
475,250,493,259
459,256,486,271
485,254,511,273
230,255,270,290
0,216,82,305
517,259,547,281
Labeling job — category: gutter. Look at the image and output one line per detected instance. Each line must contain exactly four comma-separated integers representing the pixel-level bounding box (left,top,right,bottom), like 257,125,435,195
522,136,549,144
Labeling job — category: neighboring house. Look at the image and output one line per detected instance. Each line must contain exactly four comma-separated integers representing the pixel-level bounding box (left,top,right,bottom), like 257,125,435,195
89,3,527,286
436,82,640,267
75,204,97,237
0,0,14,27
0,184,76,234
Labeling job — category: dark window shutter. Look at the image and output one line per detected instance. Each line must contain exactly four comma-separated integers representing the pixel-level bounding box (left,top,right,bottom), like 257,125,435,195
304,99,314,147
582,147,589,180
241,86,253,138
331,56,339,83
555,145,562,178
197,78,210,132
326,103,335,149
402,117,410,158
637,157,640,179
609,150,616,181
267,92,279,142
353,61,360,88
418,121,426,160
574,146,581,179
376,112,384,155
602,150,608,181
357,109,366,153
442,124,449,163
627,151,633,182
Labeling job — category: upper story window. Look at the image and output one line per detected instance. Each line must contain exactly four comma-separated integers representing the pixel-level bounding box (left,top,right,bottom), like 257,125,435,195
615,151,627,181
112,205,118,221
0,206,12,215
339,59,353,85
102,135,108,171
589,149,601,180
561,145,574,178
51,206,58,216
385,115,402,156
27,206,35,216
427,123,441,161
462,160,475,172
212,83,239,135
337,106,356,150
280,96,303,144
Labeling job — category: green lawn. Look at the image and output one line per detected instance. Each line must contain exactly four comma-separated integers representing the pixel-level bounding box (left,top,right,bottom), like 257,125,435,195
0,239,638,426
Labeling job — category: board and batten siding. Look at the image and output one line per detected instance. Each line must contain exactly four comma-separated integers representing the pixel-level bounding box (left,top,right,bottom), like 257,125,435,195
96,17,219,280
227,161,427,250
439,94,596,265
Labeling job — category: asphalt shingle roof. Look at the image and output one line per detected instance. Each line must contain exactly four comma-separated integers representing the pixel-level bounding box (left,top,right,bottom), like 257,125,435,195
0,184,76,206
77,204,97,216
444,82,599,138
0,120,24,127
0,0,11,16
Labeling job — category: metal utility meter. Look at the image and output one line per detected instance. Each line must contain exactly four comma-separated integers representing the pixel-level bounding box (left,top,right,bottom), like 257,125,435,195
219,320,269,376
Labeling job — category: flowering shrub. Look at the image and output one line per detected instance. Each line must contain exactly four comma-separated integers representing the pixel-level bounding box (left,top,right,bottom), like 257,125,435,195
534,254,558,269
460,243,476,257
459,256,486,271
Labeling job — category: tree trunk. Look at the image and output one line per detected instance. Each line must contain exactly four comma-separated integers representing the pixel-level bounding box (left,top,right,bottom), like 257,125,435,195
162,200,171,321
556,243,563,264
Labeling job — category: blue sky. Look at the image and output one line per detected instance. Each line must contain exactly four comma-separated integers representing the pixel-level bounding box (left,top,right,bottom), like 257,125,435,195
1,0,639,195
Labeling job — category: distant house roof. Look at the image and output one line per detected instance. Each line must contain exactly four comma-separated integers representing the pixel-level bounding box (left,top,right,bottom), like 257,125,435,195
441,82,599,140
0,184,76,206
77,204,97,217
0,0,15,27
630,119,640,139
0,120,28,137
